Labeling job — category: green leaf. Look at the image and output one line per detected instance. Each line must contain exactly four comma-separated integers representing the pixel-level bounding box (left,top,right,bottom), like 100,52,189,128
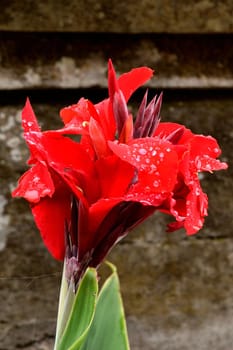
80,263,130,350
57,268,98,350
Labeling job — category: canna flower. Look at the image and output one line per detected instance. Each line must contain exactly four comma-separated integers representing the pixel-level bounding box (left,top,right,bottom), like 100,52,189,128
12,60,227,284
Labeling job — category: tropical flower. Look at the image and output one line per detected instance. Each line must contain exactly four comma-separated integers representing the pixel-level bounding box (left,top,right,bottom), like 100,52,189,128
12,60,227,284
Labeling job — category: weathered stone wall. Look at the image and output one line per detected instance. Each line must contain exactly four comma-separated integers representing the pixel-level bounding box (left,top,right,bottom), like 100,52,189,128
0,2,232,349
0,33,232,90
0,0,232,32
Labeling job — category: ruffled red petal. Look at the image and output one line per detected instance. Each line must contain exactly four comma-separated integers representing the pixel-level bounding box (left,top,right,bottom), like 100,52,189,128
109,137,178,193
118,67,154,102
12,162,54,203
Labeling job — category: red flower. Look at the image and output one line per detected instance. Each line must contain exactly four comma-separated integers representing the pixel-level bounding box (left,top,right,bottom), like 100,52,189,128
12,60,227,283
153,122,227,233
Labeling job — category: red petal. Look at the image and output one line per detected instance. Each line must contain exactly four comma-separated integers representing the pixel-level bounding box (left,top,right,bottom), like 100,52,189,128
189,136,228,172
31,184,71,260
166,180,208,235
12,162,54,203
94,99,116,140
124,190,168,206
184,183,208,234
195,155,228,172
155,122,194,144
109,137,178,193
190,135,222,159
29,132,94,176
118,67,154,102
89,117,109,158
96,155,135,198
22,98,41,133
78,198,122,259
167,220,184,232
25,132,99,204
108,59,119,100
59,98,98,135
80,135,96,160
119,114,134,144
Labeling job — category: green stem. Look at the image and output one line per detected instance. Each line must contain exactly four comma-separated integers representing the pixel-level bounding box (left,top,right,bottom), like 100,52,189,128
54,262,75,349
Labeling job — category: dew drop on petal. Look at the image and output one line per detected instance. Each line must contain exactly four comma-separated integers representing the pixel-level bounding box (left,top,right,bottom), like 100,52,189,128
195,158,202,169
33,176,40,183
195,188,200,196
139,148,147,155
25,189,39,202
205,163,212,171
159,152,164,158
150,164,157,172
153,180,159,188
41,188,51,196
152,150,157,156
145,158,150,164
166,147,171,152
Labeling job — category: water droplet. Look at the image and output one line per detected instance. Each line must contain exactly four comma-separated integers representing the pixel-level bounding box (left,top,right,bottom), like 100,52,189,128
150,164,157,172
159,152,164,158
205,164,212,171
195,158,202,169
27,121,33,127
153,180,159,188
41,188,51,196
33,176,40,183
145,158,150,164
166,148,171,152
139,148,147,155
152,150,157,156
25,189,39,202
214,147,219,153
195,188,200,196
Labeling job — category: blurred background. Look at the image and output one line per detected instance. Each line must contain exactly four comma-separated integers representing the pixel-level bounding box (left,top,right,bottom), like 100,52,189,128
0,1,232,349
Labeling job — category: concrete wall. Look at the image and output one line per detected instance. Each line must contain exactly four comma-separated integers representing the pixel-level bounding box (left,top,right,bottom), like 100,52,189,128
0,2,232,349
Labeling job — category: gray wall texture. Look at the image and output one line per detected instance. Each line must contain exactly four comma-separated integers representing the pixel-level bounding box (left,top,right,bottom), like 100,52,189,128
0,1,232,349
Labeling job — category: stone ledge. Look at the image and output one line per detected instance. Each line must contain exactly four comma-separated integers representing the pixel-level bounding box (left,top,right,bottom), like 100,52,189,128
0,33,232,89
0,0,232,33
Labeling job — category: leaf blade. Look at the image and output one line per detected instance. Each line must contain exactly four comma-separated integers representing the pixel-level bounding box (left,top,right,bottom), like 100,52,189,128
80,264,130,350
57,268,98,350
